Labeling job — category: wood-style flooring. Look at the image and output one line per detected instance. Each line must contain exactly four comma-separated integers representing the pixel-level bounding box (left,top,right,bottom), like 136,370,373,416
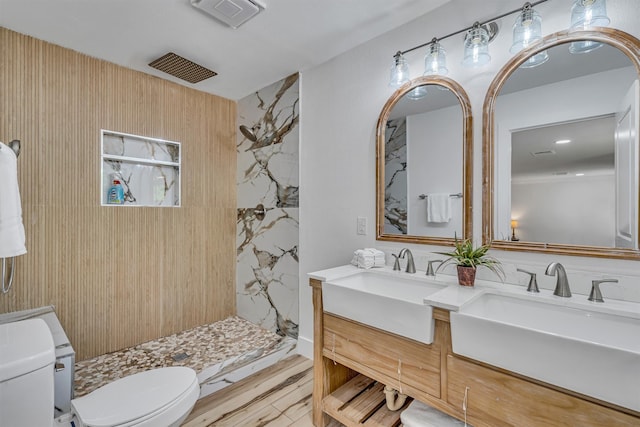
183,355,318,427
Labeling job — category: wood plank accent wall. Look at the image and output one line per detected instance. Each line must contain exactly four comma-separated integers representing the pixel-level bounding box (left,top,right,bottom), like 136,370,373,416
0,27,237,361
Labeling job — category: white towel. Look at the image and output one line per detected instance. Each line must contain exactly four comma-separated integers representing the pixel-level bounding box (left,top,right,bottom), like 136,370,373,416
351,248,385,269
427,193,451,223
0,142,27,258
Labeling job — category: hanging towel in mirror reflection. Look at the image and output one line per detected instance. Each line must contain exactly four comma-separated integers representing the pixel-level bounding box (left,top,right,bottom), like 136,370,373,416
427,193,451,223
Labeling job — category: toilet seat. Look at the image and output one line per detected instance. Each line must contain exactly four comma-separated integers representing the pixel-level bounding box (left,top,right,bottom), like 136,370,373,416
71,367,199,427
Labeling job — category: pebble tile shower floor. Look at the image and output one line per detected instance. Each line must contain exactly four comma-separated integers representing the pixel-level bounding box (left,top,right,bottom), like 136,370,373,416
74,316,286,397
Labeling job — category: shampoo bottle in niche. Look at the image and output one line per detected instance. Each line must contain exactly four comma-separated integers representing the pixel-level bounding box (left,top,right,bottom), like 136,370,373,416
107,179,125,204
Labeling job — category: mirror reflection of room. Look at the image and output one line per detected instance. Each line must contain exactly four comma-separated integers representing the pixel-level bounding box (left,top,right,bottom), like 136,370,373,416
384,84,463,238
494,42,638,249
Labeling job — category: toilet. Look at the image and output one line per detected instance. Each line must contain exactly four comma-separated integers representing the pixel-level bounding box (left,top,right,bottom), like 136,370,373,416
0,318,200,427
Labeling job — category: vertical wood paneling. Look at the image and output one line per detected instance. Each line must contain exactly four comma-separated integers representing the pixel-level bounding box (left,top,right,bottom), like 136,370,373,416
0,28,237,360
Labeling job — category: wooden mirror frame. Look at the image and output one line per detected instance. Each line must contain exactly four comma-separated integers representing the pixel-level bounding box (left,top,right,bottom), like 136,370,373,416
376,76,473,245
483,28,640,260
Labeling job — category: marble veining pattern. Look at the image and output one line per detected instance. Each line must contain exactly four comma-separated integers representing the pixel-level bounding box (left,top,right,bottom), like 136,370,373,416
385,117,408,234
74,316,286,398
103,133,179,162
237,74,300,339
102,132,180,206
237,207,299,338
237,74,299,208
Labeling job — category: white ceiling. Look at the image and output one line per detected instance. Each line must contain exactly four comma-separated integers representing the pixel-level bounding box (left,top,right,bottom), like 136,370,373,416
511,115,616,182
0,0,450,100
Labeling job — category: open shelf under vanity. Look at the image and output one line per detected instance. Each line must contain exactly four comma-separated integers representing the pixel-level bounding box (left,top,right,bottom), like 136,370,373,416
323,374,411,427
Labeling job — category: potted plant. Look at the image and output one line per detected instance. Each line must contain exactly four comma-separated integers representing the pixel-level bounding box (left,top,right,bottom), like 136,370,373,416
435,237,504,286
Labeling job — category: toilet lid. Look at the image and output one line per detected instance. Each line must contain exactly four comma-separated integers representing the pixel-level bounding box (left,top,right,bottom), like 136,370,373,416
72,367,197,427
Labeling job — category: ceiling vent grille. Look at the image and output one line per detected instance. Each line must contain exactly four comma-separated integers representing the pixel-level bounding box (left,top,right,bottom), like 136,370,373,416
190,0,265,29
148,52,217,84
530,149,556,157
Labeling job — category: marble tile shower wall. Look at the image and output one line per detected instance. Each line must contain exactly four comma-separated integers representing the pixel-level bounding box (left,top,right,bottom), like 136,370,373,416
384,117,407,234
236,74,299,339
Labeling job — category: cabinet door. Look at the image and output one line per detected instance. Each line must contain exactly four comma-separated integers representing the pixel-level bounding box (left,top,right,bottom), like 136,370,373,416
323,314,441,399
447,355,640,427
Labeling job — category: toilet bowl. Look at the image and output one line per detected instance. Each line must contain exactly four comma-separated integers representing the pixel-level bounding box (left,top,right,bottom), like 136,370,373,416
0,318,200,427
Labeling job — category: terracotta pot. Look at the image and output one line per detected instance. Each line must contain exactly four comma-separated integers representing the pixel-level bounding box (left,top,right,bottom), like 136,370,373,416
456,265,476,287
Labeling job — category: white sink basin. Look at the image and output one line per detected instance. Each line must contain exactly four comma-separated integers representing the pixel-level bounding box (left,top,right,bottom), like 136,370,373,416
450,291,640,411
323,270,446,344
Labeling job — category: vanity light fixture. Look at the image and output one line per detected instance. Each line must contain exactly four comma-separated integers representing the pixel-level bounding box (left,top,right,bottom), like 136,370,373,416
510,2,549,68
570,0,610,30
407,38,448,99
389,51,411,88
569,0,610,53
462,23,492,68
424,39,448,75
388,0,551,86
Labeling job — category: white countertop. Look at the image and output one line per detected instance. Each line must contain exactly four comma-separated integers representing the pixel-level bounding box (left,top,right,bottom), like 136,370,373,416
309,265,640,318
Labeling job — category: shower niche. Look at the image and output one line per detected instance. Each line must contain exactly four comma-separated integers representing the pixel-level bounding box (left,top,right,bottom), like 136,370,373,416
100,130,181,207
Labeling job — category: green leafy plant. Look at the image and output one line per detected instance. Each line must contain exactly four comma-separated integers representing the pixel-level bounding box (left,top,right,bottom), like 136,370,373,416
435,237,505,281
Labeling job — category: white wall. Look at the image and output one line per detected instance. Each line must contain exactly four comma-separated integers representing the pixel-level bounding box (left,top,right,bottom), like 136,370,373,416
298,0,640,358
512,175,615,246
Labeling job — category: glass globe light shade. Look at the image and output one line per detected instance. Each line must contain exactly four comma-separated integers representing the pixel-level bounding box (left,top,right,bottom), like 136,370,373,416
510,5,543,53
510,5,548,68
423,41,448,76
462,26,491,68
569,38,604,54
569,0,610,53
406,85,428,100
519,51,549,68
570,0,610,30
389,52,410,87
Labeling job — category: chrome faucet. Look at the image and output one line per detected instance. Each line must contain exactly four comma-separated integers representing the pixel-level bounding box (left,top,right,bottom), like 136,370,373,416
588,279,618,303
398,248,416,274
426,259,443,276
517,268,539,293
545,262,571,297
392,254,401,271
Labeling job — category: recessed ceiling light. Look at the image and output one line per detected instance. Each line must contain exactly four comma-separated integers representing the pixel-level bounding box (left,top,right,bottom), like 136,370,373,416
555,139,571,144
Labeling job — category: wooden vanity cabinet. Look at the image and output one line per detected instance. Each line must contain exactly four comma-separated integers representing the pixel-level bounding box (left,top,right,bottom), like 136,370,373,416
323,313,441,399
447,355,640,427
311,278,640,427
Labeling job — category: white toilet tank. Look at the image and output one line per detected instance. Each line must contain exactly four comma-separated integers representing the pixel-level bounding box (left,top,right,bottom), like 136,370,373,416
0,318,56,427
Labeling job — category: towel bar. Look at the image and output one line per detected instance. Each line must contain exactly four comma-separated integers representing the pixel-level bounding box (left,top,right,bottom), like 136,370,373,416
2,258,16,294
418,192,462,199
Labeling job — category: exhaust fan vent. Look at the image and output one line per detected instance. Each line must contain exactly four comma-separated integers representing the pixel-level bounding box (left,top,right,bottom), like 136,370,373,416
190,0,265,29
530,149,556,157
148,52,217,84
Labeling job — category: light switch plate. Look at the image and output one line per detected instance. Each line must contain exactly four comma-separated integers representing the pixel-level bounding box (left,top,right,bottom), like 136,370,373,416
357,217,367,235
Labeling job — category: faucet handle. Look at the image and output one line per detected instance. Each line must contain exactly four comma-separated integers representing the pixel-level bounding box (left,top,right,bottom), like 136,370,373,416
517,268,539,293
392,254,401,271
426,260,443,276
588,279,618,303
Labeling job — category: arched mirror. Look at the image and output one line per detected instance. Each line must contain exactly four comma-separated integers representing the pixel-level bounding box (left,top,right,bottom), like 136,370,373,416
483,29,640,259
377,76,472,245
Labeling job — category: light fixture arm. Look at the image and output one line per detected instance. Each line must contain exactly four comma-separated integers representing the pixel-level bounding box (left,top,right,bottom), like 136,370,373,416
397,0,549,56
